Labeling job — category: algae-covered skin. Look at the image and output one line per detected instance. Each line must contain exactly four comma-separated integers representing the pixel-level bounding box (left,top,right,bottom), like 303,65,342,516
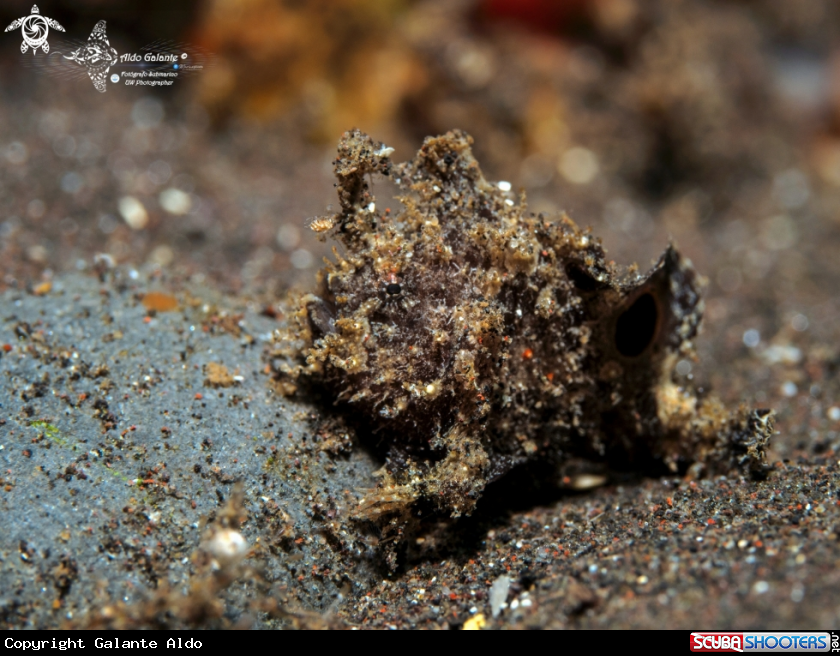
278,129,773,520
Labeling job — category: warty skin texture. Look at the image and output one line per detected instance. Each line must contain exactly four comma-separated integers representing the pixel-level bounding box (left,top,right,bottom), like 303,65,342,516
277,129,773,521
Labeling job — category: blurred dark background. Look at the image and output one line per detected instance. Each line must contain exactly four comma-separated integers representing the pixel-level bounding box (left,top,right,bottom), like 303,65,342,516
2,0,840,333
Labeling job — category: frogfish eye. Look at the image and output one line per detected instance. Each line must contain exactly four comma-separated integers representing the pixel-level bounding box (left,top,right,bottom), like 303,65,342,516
614,292,658,358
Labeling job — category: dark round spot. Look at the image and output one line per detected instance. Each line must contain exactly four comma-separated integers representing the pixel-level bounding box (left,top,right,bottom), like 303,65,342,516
565,263,609,292
386,283,402,296
615,293,658,358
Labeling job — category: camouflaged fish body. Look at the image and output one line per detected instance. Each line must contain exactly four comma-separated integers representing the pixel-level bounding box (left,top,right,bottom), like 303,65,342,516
279,130,773,519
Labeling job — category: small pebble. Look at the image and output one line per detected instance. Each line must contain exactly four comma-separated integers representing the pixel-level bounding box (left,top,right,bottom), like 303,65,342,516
790,584,805,603
159,188,192,215
559,147,599,185
675,359,692,376
762,345,802,365
781,381,798,397
118,196,149,230
206,529,248,567
743,329,760,348
791,314,809,331
489,575,510,618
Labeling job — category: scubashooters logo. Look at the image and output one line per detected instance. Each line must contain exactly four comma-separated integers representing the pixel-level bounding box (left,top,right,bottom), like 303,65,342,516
692,634,745,652
691,632,834,653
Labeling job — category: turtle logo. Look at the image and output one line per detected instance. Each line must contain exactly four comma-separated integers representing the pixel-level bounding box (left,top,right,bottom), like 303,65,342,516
4,5,64,54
